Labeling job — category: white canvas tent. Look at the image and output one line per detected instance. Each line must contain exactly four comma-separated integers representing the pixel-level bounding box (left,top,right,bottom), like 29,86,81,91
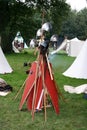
0,46,13,74
30,39,36,48
63,41,87,79
68,37,84,57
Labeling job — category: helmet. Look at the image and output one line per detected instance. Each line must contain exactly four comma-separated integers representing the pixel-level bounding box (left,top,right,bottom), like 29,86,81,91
16,31,21,36
41,22,52,32
50,34,58,42
36,29,43,37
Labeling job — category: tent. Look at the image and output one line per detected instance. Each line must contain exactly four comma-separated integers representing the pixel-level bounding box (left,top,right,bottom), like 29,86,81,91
0,46,13,74
68,37,84,57
19,43,59,120
19,60,59,119
63,41,87,79
29,39,36,48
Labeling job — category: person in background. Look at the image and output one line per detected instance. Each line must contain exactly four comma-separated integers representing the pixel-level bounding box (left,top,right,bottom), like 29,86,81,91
12,31,24,53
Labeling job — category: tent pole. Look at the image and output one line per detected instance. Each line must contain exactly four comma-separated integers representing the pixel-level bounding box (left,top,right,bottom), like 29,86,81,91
31,51,40,120
14,78,27,100
46,53,53,80
41,56,47,122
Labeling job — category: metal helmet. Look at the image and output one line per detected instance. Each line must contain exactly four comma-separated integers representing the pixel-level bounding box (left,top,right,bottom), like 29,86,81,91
50,34,58,42
41,22,52,32
16,31,21,37
36,28,43,37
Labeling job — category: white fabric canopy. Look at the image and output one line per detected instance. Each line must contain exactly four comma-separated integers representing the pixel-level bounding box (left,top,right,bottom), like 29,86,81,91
68,41,84,57
68,37,85,57
0,47,13,74
70,37,80,42
63,41,87,79
30,39,35,48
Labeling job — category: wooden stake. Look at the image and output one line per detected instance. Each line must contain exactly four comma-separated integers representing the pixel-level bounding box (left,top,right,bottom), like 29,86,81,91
31,51,40,120
14,78,27,100
46,53,53,80
41,56,47,122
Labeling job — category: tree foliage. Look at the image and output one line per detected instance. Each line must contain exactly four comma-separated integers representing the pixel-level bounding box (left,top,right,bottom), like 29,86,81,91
61,8,87,40
25,0,70,33
0,0,70,52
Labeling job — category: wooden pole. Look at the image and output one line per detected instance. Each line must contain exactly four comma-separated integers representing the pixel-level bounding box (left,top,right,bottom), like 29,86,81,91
42,9,45,25
31,51,40,120
46,53,53,80
14,78,27,100
41,56,47,122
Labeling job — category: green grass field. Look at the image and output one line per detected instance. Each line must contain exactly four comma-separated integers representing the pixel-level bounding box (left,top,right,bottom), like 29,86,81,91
0,49,87,130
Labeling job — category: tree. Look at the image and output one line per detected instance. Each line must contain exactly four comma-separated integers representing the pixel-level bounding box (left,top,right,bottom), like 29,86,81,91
25,0,70,33
49,0,70,34
0,0,36,52
61,8,87,40
75,8,87,40
0,0,12,52
61,10,77,38
0,0,70,52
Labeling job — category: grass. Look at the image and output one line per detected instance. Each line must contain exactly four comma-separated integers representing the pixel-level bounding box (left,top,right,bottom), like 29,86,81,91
0,48,87,130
